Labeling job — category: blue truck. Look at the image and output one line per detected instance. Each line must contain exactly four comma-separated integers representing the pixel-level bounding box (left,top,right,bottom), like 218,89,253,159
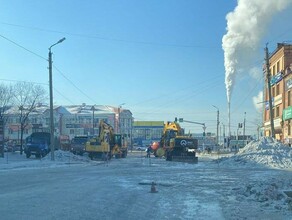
24,132,51,158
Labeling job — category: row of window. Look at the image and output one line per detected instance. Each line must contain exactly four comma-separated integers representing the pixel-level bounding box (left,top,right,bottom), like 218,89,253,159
271,60,281,76
132,128,163,139
272,83,281,97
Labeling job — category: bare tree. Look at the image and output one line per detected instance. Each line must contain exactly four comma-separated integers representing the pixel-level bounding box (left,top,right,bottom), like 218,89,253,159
0,83,14,120
13,82,47,154
0,83,14,157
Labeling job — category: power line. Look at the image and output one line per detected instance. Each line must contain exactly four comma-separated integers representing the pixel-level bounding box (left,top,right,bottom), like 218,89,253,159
0,33,97,105
53,87,75,105
53,65,98,104
0,78,48,86
0,33,47,61
0,21,222,49
231,75,264,114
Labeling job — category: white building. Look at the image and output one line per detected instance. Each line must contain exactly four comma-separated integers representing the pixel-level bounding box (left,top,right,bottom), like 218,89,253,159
3,104,133,146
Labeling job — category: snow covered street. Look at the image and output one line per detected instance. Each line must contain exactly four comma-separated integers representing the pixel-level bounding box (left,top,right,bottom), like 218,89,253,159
0,138,291,220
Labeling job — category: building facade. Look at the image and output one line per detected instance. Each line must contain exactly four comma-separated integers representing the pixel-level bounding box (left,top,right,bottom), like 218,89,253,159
132,121,164,147
3,104,133,147
263,43,292,144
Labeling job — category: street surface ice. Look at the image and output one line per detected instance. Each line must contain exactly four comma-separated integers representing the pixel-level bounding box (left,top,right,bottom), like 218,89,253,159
0,137,291,220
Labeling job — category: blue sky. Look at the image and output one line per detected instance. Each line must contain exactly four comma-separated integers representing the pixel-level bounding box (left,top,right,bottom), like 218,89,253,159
1,0,292,135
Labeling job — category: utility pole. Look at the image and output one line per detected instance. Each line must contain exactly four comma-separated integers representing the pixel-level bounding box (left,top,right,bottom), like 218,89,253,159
91,106,95,135
243,112,246,140
48,48,54,160
48,37,66,161
265,44,275,138
212,105,219,146
222,123,226,147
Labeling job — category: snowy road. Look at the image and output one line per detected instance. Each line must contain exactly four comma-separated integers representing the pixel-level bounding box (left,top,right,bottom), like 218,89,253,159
0,152,291,220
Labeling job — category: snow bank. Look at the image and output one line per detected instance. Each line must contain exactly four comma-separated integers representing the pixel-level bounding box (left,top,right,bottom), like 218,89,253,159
0,150,95,171
231,177,292,212
42,150,91,163
217,137,292,169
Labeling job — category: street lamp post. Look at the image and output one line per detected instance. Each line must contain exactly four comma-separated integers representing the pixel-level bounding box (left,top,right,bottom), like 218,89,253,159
48,37,65,161
118,103,125,134
212,105,219,146
91,106,95,135
243,112,246,141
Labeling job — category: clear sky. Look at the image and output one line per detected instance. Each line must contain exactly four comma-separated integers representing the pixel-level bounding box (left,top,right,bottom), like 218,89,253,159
1,0,292,135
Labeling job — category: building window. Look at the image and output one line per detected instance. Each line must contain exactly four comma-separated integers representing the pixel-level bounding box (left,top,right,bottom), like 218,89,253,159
276,61,280,73
288,120,291,136
272,66,275,75
272,87,275,97
276,106,280,117
288,91,291,106
276,84,280,95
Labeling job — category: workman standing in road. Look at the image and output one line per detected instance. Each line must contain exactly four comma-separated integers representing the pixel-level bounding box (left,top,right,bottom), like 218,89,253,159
146,146,151,158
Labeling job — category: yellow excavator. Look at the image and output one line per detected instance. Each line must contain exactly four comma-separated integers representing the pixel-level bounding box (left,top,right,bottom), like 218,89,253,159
85,119,127,160
154,119,198,163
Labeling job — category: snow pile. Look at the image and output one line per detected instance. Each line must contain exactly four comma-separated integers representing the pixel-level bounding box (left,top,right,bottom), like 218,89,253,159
217,137,292,169
0,150,95,171
231,177,292,211
42,150,91,163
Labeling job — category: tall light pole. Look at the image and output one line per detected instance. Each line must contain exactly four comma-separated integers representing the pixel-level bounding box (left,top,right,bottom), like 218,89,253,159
118,103,125,134
91,106,95,135
243,112,246,140
212,105,219,146
48,37,66,161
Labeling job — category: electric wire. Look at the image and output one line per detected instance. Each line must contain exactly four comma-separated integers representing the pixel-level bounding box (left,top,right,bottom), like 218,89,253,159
0,33,47,61
53,65,98,104
0,33,97,105
0,21,224,49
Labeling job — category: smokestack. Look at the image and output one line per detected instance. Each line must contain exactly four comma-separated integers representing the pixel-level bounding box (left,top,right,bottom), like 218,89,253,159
222,0,291,102
222,0,291,138
228,101,231,138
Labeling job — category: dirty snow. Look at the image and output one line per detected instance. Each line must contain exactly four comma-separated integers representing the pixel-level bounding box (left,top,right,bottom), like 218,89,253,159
0,138,291,219
0,150,99,171
213,137,292,215
216,137,292,169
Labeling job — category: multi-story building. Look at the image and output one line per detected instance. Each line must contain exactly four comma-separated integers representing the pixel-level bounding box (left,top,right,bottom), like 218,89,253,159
263,43,292,144
132,121,164,147
3,104,133,146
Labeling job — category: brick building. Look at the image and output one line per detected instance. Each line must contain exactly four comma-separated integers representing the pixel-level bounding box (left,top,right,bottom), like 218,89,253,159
263,43,292,144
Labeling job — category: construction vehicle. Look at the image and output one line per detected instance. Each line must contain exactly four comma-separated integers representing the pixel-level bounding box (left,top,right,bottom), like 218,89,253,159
70,135,90,156
154,119,198,163
24,132,51,158
85,119,127,160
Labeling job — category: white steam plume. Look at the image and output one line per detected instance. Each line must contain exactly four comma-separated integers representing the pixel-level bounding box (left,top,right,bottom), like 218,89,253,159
253,91,264,113
222,0,292,103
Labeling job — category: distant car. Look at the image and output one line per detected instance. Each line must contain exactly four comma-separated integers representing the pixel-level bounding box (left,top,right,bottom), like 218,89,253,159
13,145,21,152
4,144,14,152
136,146,147,151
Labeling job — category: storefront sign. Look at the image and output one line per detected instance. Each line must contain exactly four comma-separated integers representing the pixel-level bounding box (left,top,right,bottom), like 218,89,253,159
66,124,81,128
270,72,283,86
283,106,292,121
286,78,292,91
265,98,274,110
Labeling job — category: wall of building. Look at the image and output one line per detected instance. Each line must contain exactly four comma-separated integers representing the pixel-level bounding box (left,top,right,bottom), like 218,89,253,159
3,105,133,146
132,121,164,147
264,43,292,144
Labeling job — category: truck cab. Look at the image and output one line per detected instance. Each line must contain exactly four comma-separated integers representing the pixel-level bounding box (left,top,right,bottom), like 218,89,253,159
24,132,51,158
